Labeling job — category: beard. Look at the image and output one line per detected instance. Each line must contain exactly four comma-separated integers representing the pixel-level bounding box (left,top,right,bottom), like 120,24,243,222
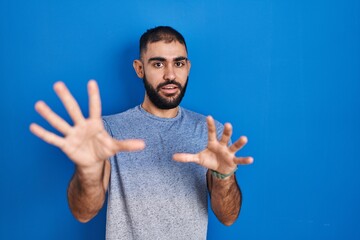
142,74,188,110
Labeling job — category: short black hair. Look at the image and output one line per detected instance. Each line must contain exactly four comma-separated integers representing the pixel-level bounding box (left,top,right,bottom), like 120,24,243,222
139,26,187,57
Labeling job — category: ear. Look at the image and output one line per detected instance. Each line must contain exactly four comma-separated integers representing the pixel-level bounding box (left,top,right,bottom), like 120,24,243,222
187,59,191,73
133,60,144,78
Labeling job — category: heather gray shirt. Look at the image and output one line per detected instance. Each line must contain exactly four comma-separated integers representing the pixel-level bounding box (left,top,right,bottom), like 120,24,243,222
103,105,224,240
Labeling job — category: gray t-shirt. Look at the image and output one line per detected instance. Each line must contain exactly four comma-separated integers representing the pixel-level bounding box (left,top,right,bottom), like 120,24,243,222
103,105,224,240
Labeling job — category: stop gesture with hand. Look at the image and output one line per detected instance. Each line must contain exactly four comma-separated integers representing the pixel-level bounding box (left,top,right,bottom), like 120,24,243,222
173,116,253,175
30,80,145,170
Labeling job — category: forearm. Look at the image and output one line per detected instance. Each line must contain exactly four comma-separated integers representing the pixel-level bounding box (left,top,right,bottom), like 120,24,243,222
207,170,241,226
67,162,108,223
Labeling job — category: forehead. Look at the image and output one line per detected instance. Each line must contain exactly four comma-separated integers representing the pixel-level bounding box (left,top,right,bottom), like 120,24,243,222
142,41,188,60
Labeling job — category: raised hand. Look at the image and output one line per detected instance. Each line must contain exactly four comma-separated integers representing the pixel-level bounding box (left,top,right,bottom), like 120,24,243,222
173,116,253,174
30,80,145,170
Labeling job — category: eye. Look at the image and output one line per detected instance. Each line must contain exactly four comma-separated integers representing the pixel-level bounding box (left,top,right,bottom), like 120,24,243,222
175,61,185,68
153,62,164,68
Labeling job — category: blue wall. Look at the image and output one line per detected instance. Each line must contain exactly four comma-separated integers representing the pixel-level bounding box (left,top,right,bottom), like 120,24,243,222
1,0,359,239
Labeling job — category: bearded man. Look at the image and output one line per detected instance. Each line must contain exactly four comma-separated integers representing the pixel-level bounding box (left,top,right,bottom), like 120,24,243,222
30,26,253,239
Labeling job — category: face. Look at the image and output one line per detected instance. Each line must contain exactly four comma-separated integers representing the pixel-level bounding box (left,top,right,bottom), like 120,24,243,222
134,40,191,110
142,75,188,109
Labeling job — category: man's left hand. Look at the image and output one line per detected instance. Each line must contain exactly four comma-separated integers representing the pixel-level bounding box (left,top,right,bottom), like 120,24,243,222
173,116,253,174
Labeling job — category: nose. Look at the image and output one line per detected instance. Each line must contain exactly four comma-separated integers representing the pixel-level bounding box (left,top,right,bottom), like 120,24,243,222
163,64,176,81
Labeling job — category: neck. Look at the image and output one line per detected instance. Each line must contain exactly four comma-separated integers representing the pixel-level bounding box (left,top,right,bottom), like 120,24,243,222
141,98,179,118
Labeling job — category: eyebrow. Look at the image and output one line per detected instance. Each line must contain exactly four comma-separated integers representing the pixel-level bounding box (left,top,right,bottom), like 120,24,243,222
174,56,188,62
148,56,188,63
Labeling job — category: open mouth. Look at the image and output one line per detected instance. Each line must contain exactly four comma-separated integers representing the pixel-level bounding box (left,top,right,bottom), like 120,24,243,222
159,84,180,95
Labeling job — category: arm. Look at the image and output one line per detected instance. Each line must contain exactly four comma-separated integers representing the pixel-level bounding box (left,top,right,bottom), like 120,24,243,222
173,116,252,225
206,170,241,226
30,80,144,222
67,159,110,222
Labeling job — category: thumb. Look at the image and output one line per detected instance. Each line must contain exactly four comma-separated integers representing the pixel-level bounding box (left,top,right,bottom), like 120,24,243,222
173,153,199,163
115,139,145,152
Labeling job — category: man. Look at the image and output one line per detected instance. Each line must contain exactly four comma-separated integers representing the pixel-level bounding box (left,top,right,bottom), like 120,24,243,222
30,26,253,239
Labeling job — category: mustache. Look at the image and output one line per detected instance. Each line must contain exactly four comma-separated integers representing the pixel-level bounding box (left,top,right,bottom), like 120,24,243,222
156,80,183,91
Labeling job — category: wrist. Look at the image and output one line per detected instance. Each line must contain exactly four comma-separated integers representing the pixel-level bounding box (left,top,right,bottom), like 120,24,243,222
210,166,238,180
75,161,106,184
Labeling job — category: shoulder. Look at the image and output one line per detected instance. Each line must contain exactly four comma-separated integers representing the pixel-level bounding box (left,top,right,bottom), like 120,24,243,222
103,106,139,123
181,107,224,130
181,107,207,122
102,106,141,136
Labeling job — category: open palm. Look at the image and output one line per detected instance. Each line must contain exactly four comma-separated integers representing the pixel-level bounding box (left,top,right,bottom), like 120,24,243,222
30,80,144,169
173,116,253,174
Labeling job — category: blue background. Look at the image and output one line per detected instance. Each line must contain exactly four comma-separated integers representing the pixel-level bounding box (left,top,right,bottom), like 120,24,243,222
1,0,359,239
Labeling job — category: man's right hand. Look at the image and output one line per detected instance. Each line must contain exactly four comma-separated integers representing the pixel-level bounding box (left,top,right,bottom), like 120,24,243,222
30,80,145,172
30,80,145,222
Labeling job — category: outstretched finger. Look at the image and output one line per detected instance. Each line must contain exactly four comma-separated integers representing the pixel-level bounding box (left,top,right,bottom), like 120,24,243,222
114,139,146,152
234,156,254,165
34,101,72,135
172,153,199,164
88,80,102,119
29,123,65,148
206,116,217,142
229,136,248,153
220,123,232,145
53,81,85,124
